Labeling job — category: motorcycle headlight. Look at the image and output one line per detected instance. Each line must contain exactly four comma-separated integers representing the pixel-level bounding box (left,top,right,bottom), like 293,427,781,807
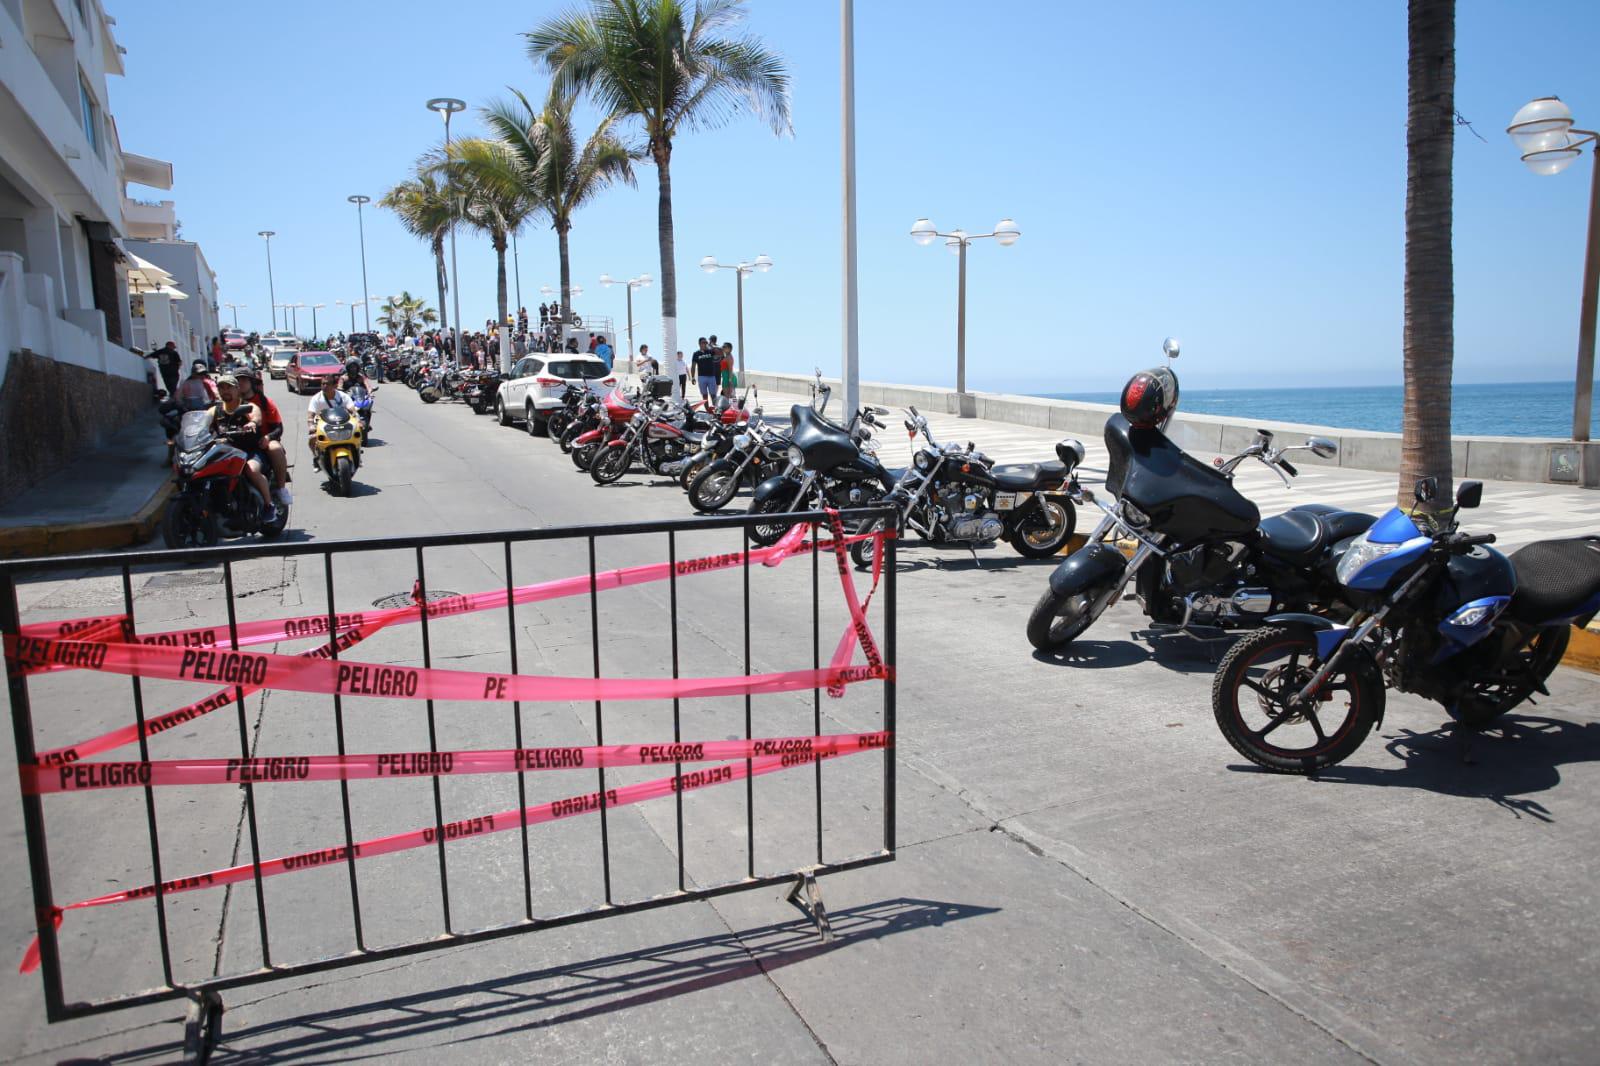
1335,533,1399,585
734,432,753,450
913,451,932,471
786,445,805,468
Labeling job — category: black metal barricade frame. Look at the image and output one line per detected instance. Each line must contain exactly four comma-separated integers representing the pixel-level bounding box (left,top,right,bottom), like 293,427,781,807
2,506,896,1060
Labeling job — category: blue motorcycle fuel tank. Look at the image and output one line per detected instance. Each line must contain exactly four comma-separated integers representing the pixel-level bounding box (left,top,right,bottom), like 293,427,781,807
1435,546,1517,618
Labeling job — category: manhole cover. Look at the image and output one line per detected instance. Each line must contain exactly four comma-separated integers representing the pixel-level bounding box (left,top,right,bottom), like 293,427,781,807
145,571,225,589
372,589,462,609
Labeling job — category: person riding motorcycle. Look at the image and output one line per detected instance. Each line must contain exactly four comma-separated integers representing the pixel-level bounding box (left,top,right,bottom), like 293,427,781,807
175,360,218,411
307,374,359,451
343,353,366,391
235,367,292,507
212,374,277,523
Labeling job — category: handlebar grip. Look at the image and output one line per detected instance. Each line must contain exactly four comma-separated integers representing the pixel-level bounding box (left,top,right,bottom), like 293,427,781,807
1278,458,1298,477
908,405,919,417
1460,532,1496,547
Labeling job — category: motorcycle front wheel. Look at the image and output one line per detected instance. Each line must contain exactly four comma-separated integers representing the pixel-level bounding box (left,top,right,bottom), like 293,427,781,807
335,455,355,497
1211,626,1380,774
1011,497,1077,559
590,445,631,484
420,388,440,404
848,517,893,570
1025,574,1120,652
558,420,583,454
572,441,599,471
748,490,802,547
161,497,221,549
679,452,714,492
688,460,740,512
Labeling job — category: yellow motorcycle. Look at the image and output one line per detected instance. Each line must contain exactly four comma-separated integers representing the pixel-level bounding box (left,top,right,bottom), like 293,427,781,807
311,406,364,496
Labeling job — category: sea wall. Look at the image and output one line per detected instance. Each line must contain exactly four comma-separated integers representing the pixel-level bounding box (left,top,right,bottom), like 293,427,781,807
734,370,1599,489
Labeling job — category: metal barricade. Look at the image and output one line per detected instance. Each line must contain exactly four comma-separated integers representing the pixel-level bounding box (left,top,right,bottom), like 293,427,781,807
2,506,896,1063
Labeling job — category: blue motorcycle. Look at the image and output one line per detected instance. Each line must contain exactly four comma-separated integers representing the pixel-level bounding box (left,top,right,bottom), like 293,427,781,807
1211,477,1600,774
349,381,376,429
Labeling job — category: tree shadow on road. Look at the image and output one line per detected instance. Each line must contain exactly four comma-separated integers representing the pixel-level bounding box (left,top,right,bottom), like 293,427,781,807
1229,715,1600,821
86,897,996,1064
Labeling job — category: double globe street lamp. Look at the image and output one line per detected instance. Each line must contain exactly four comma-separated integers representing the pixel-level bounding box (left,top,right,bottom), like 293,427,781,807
910,218,1020,417
426,97,466,360
223,301,245,328
1507,97,1600,445
257,230,277,331
599,273,651,370
699,254,772,377
347,195,373,332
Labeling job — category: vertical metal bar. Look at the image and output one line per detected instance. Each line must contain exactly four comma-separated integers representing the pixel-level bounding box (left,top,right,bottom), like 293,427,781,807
743,524,754,878
883,522,897,852
223,561,272,967
119,565,175,988
3,572,70,1018
504,542,533,921
668,531,685,893
588,537,612,904
323,554,364,950
812,521,823,864
415,547,452,932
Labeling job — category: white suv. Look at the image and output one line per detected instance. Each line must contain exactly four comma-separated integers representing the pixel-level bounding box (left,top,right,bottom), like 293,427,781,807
496,353,616,434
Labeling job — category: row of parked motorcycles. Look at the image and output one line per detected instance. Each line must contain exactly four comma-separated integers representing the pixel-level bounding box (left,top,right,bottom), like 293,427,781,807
393,353,505,415
535,370,1084,565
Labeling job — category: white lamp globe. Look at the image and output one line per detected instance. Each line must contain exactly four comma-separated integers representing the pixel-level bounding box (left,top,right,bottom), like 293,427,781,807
945,229,967,254
1523,144,1581,176
1507,96,1575,155
910,218,938,246
753,253,774,272
599,274,614,287
540,285,554,296
569,284,584,298
993,218,1021,247
640,274,653,287
700,256,719,274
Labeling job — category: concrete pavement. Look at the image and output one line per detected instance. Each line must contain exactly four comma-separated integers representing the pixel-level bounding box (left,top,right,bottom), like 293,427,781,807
3,375,1598,1063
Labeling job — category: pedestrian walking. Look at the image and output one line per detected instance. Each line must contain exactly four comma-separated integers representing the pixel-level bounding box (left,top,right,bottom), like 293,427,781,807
155,340,182,394
673,350,689,398
594,334,613,370
538,302,548,326
693,340,721,408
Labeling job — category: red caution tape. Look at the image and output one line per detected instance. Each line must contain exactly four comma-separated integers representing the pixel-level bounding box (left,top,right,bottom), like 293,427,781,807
18,735,890,973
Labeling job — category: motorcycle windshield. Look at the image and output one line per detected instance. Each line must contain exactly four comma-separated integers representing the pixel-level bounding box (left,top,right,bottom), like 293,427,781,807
178,410,213,450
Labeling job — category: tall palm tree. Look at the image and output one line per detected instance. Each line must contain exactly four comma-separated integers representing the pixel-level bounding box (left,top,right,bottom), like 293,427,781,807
1400,0,1455,514
433,140,541,359
378,171,456,335
527,0,791,391
480,87,635,329
375,291,434,337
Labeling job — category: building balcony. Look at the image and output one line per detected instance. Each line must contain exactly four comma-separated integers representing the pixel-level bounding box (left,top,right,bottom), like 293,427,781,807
121,197,175,240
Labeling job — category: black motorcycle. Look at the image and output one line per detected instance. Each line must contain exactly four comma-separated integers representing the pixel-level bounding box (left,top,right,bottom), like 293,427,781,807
746,403,895,547
544,383,587,440
1027,356,1373,653
465,370,503,415
686,405,788,512
850,406,1080,568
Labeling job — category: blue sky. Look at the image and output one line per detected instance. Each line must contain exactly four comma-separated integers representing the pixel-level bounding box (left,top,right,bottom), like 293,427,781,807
109,0,1598,392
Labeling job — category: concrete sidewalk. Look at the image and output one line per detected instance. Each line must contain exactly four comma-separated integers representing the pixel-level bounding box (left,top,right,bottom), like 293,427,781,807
0,418,172,557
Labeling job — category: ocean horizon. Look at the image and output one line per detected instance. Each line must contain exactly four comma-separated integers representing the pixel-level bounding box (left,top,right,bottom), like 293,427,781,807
1031,380,1599,439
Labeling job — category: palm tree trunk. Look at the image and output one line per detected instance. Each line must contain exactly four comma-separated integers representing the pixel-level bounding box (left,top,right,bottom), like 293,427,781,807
1399,0,1455,514
653,139,679,399
434,236,449,334
558,223,572,330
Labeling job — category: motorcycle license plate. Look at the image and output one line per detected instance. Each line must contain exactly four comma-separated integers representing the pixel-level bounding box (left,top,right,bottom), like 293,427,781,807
994,492,1030,511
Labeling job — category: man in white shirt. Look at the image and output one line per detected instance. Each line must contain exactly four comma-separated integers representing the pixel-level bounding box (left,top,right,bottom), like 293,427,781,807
307,375,357,451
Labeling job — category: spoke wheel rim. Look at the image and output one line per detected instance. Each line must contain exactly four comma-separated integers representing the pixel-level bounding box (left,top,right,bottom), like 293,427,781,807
1021,501,1068,549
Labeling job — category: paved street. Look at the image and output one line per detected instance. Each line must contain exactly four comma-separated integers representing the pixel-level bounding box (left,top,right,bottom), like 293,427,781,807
3,375,1598,1064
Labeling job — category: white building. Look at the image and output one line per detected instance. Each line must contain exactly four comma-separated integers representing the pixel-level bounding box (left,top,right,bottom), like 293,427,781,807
124,239,220,361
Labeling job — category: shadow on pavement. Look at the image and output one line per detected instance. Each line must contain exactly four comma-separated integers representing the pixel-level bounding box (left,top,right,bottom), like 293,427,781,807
88,897,996,1064
1230,715,1600,821
1032,633,1220,674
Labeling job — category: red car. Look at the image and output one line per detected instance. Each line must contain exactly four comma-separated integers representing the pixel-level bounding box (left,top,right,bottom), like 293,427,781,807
286,350,344,394
223,329,248,350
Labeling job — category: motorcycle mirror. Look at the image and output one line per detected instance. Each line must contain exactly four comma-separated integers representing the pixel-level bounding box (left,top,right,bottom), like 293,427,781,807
1306,436,1337,458
873,406,890,416
1455,479,1483,509
1161,337,1181,359
1413,475,1438,503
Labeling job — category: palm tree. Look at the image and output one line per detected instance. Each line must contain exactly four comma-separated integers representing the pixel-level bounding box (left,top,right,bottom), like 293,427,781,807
1399,0,1455,514
527,0,791,390
480,87,635,330
376,291,434,337
432,139,540,364
379,171,456,335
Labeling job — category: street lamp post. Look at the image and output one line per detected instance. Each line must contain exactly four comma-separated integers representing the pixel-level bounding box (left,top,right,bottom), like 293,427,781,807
311,303,326,338
512,228,522,316
347,195,373,332
909,217,1021,417
841,0,860,418
599,273,652,369
1508,96,1600,443
223,302,245,328
258,230,277,331
427,97,467,363
699,255,772,377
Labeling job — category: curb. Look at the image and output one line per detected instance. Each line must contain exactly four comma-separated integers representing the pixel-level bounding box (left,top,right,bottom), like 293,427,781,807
1052,535,1600,676
0,480,174,559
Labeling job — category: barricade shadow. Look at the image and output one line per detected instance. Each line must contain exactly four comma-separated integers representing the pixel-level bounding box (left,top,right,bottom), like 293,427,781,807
90,897,996,1064
1227,715,1600,821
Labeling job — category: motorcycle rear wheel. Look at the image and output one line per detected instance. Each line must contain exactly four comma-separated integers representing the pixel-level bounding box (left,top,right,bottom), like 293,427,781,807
420,388,440,404
679,453,714,492
849,517,892,570
1211,626,1379,774
1449,625,1571,728
1012,498,1077,559
558,421,583,454
572,441,599,471
547,411,570,440
590,446,631,484
688,460,740,512
1024,574,1119,652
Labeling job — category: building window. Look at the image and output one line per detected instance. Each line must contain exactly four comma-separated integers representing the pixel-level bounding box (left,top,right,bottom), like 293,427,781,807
78,75,102,160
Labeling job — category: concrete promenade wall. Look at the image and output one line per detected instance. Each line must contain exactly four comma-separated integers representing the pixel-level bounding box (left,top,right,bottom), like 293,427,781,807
734,370,1599,489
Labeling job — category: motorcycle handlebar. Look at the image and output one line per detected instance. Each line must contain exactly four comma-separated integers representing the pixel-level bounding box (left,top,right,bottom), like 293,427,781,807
1278,457,1298,478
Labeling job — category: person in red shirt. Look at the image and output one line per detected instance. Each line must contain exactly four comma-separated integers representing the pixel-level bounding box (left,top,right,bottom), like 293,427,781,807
236,367,291,505
210,336,224,367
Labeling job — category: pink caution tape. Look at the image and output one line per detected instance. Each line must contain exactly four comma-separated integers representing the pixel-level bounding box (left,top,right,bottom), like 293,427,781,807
22,731,890,793
18,737,889,973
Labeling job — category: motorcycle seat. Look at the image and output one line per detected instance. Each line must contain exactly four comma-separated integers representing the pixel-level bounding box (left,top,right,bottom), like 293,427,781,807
991,461,1067,491
1507,536,1600,623
1257,508,1375,564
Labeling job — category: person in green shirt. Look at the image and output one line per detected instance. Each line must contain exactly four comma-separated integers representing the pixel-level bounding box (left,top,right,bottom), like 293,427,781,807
719,342,737,398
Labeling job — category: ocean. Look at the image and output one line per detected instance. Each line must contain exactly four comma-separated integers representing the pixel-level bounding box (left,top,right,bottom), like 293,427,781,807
1033,381,1599,439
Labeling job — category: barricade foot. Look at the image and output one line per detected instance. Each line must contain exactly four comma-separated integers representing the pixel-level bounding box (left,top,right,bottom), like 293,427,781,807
786,870,834,943
183,989,224,1065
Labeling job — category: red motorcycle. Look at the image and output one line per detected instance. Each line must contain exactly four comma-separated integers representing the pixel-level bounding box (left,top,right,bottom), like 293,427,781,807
162,410,289,547
569,390,639,472
590,398,721,484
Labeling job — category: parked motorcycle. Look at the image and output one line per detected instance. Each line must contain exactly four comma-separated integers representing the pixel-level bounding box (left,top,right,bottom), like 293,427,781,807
311,406,365,496
1026,342,1375,653
544,383,587,440
686,407,787,512
850,406,1080,568
570,389,640,471
1210,478,1600,773
558,390,606,455
162,410,289,547
465,369,503,415
745,402,895,547
664,399,754,491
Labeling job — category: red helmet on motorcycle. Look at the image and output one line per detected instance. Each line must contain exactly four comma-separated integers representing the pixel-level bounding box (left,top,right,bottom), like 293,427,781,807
1119,366,1180,430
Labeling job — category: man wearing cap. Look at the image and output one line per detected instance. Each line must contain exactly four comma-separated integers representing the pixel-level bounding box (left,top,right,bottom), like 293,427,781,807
307,373,358,454
236,368,292,506
175,360,218,410
212,374,277,522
